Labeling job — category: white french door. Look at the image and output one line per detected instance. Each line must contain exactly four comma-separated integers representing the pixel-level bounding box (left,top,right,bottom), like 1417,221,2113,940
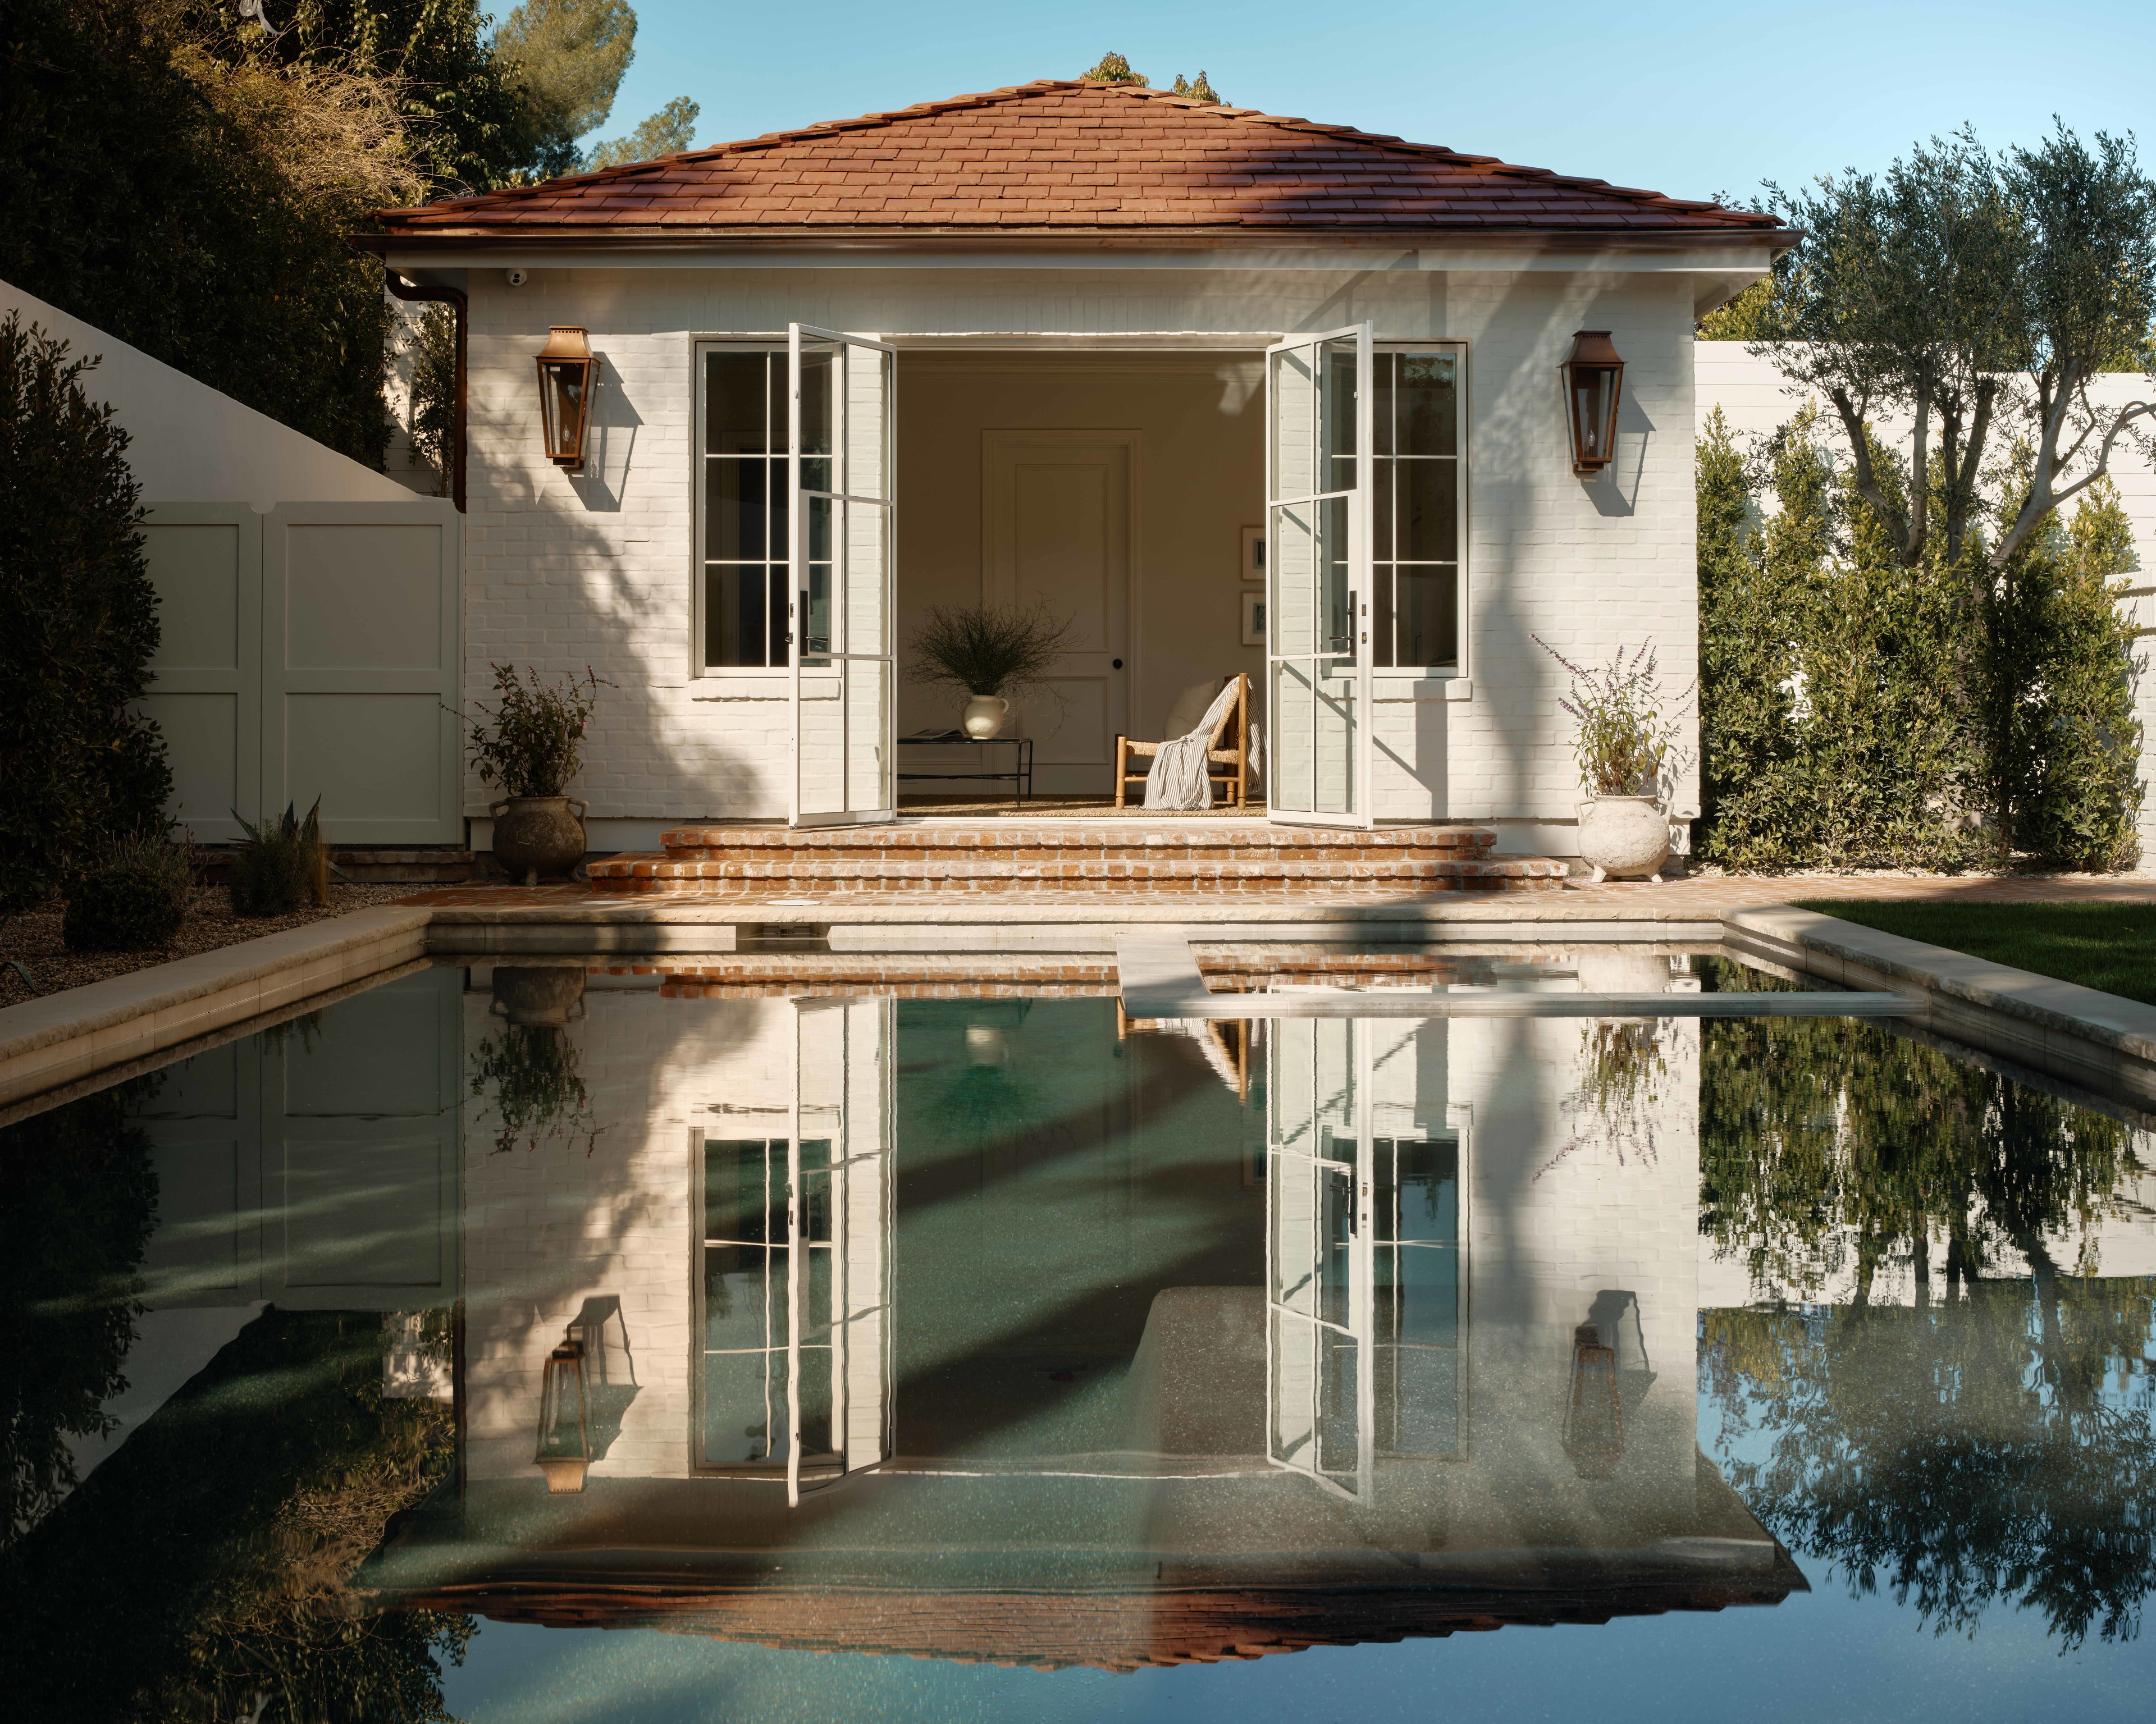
1265,1016,1374,1503
789,324,896,827
1264,324,1375,828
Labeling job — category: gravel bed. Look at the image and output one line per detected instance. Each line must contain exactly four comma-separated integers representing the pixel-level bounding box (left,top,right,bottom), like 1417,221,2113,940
0,885,416,1008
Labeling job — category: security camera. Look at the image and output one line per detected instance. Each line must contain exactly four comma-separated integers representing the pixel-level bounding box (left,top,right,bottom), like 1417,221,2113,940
504,268,529,287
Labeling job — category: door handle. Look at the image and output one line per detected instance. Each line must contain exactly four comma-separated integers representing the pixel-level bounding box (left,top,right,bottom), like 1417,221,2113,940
1112,658,1123,669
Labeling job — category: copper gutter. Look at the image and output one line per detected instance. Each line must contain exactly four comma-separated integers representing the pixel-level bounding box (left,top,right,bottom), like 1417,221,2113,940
383,269,467,513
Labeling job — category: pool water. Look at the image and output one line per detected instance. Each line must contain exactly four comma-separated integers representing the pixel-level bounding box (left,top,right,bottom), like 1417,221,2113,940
2,954,2151,1723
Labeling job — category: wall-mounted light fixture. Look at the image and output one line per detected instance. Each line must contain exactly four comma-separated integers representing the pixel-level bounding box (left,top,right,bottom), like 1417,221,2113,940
536,326,600,469
534,1336,590,1493
1560,330,1624,475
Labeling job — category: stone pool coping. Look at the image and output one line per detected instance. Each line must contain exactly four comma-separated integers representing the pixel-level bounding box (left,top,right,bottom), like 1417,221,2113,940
5,897,2154,1114
0,908,429,1109
1722,904,2156,1106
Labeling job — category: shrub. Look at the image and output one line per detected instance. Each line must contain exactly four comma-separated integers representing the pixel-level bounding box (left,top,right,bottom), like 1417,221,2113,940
458,664,607,799
1981,477,2144,870
61,834,194,952
1697,410,1986,871
0,315,171,913
1533,637,1691,798
229,799,328,917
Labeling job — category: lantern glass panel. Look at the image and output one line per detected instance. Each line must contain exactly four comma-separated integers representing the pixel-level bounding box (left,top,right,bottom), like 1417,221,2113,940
540,359,591,461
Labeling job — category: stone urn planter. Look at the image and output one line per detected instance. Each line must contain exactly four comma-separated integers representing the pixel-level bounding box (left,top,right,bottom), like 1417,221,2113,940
491,795,587,886
489,964,587,1027
1577,795,1671,884
962,695,1010,739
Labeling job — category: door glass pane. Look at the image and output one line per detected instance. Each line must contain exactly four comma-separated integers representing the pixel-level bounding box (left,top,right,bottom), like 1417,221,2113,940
1321,338,1358,495
1314,669,1355,815
1271,346,1317,499
1319,496,1351,657
1317,1326,1361,1476
799,347,834,456
1397,460,1456,562
846,656,886,812
1269,503,1316,657
846,348,890,501
1270,661,1314,812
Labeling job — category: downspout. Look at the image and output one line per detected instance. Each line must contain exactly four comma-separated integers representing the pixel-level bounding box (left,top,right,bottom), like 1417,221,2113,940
384,269,468,514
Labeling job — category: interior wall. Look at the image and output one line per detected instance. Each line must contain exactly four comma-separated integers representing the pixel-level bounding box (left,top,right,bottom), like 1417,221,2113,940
894,354,1266,760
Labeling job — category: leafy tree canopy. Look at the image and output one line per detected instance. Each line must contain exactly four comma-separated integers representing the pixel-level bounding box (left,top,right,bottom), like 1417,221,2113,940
1081,50,1146,85
585,93,700,170
1748,122,2156,575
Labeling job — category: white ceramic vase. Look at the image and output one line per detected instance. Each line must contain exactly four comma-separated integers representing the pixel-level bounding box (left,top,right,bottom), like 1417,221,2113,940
962,695,1009,739
1577,795,1671,883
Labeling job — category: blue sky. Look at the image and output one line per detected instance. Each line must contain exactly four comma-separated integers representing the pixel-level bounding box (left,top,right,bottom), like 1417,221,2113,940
597,0,2155,211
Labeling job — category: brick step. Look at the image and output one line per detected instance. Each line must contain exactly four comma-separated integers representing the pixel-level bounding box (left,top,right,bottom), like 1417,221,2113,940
586,853,1565,897
657,823,1499,858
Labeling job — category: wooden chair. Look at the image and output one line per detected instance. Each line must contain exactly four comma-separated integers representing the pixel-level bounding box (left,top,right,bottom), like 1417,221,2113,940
1113,674,1252,809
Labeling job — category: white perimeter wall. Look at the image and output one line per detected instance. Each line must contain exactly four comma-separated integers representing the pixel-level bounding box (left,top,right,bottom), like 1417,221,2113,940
459,265,1702,849
1,278,414,507
1698,342,2156,865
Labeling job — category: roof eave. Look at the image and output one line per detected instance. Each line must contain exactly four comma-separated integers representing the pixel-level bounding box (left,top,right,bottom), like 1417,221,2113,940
356,225,1798,255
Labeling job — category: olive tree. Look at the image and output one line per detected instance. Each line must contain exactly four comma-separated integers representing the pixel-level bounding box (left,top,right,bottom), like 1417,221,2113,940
1755,122,2156,577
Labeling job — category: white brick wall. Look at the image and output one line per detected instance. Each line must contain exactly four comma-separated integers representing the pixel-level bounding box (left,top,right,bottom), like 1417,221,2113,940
460,265,1705,848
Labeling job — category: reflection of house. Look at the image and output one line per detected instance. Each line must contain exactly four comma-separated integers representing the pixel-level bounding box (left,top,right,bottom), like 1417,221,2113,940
362,978,1804,1669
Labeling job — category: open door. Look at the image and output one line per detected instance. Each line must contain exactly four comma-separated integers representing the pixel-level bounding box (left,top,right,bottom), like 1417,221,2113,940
1265,324,1374,828
789,325,896,827
1265,1017,1374,1502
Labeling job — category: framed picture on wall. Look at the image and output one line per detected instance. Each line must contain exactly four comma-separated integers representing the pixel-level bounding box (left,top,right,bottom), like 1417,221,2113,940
1240,591,1267,647
1240,526,1266,582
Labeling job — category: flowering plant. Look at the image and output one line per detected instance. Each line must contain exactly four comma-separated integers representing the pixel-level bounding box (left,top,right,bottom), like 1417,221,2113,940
1534,638,1693,799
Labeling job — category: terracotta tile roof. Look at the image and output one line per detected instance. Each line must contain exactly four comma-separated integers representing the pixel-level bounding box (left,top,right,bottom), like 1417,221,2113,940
368,80,1788,246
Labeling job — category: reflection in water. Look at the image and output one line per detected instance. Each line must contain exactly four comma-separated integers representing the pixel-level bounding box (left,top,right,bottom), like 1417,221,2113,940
0,954,2150,1717
1696,998,2156,1645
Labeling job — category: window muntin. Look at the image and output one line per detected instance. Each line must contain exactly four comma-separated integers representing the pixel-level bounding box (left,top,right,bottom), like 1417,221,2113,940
700,1135,841,1471
1371,348,1463,673
700,347,789,670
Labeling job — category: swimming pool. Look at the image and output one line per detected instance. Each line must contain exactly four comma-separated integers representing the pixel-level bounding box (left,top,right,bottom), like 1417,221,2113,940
3,951,2150,1722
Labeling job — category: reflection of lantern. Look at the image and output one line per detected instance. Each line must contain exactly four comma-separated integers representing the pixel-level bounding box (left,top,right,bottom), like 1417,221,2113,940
535,326,600,469
1561,1320,1624,1479
1560,330,1624,475
535,1338,590,1493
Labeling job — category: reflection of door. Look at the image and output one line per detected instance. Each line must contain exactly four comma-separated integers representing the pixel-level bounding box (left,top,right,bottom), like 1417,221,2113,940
983,431,1135,795
698,998,893,1503
1264,1019,1469,1498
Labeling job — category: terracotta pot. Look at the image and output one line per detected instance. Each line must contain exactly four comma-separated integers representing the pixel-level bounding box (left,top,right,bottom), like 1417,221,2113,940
490,964,587,1028
1577,795,1671,883
491,795,587,886
962,695,1009,739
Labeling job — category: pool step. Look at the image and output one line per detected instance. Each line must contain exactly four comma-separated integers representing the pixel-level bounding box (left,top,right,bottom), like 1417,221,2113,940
584,824,1566,898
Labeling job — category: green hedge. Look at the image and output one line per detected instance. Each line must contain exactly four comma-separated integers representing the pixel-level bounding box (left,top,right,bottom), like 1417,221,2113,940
0,315,171,912
1697,407,2143,871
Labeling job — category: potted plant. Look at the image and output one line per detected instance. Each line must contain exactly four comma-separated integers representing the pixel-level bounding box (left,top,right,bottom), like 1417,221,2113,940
456,665,609,885
906,603,1076,738
1535,638,1691,882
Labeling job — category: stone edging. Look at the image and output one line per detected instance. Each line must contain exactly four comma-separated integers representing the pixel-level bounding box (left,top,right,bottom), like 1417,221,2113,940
1721,904,2156,1106
0,908,430,1109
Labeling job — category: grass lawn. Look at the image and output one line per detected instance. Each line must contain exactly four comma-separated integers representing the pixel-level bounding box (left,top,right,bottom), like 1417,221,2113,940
1791,899,2156,1008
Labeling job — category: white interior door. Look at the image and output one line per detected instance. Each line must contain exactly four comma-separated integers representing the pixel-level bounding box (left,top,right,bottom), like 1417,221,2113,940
790,325,896,827
1266,1016,1374,1502
1265,325,1374,828
983,431,1135,796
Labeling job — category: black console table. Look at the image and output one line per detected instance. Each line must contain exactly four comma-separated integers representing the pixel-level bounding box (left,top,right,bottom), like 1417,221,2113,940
896,731,1034,807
